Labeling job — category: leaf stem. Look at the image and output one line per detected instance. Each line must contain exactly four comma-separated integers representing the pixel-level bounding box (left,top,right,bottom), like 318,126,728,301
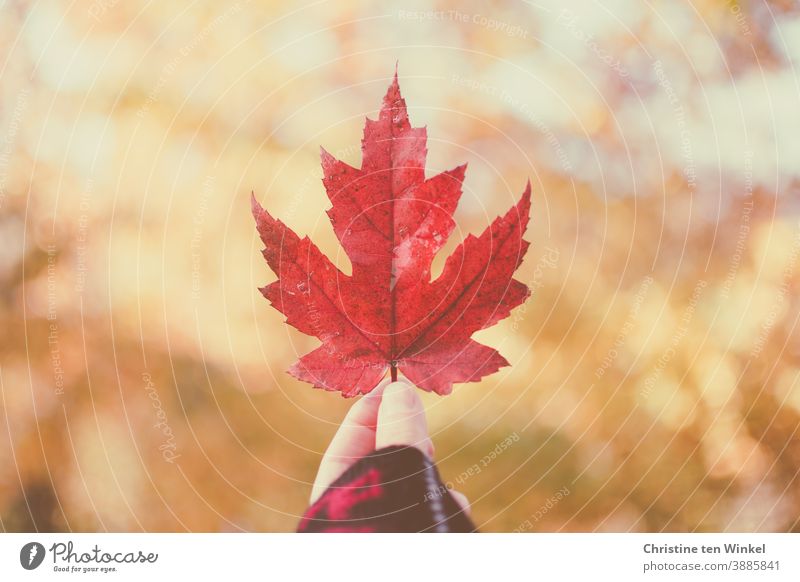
390,363,397,382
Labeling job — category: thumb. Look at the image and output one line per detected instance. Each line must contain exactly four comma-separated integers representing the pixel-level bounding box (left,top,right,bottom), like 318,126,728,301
375,381,434,459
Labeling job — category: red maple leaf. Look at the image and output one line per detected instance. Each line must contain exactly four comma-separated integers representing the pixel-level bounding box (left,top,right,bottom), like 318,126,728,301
252,72,531,397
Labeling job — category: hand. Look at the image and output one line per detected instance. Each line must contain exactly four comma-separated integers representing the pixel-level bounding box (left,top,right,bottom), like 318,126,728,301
310,380,470,514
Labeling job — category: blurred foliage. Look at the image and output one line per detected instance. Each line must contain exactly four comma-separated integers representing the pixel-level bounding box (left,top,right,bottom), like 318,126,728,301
1,0,799,532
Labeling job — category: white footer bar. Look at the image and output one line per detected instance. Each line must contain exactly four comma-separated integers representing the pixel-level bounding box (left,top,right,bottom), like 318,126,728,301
1,533,797,581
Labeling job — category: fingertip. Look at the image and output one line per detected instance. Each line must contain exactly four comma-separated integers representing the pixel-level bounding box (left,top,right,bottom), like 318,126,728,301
376,379,432,457
381,380,420,408
363,379,390,399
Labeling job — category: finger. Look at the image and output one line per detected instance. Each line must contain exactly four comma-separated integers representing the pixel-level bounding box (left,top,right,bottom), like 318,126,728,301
310,382,387,502
375,380,434,459
449,490,472,516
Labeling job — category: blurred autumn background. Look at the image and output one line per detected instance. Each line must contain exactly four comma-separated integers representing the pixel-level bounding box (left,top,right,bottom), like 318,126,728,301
2,0,799,533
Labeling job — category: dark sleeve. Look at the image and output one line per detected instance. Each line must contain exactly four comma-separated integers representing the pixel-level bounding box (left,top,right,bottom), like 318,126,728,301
297,445,476,533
